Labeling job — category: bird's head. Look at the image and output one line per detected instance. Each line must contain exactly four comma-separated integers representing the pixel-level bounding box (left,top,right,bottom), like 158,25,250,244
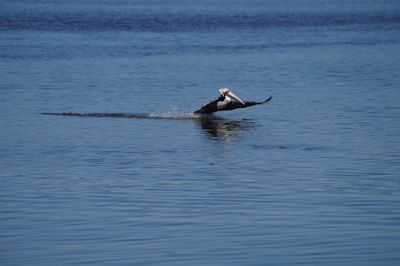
219,88,245,105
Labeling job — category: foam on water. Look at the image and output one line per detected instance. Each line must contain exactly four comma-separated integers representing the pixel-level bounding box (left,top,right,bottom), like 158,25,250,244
42,111,211,120
149,111,202,120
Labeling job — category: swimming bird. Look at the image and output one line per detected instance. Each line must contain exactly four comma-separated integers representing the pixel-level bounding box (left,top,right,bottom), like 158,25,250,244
194,88,272,114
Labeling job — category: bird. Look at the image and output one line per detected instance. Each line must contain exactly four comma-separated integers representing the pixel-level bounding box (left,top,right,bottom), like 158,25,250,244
194,88,272,114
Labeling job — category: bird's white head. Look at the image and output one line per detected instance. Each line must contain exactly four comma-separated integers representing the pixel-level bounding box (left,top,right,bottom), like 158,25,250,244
219,87,245,105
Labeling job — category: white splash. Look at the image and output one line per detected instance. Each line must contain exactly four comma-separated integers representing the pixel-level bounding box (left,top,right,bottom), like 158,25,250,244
148,109,200,120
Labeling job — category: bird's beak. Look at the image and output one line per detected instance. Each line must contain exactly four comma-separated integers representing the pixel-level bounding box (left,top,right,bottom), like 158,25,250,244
226,91,246,105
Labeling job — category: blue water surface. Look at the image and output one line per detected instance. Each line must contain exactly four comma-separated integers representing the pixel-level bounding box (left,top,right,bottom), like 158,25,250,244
1,0,400,265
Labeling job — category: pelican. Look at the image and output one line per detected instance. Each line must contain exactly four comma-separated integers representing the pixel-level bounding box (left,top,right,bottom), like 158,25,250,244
194,88,272,114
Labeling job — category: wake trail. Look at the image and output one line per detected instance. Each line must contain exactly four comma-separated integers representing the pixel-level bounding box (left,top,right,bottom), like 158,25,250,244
41,111,214,120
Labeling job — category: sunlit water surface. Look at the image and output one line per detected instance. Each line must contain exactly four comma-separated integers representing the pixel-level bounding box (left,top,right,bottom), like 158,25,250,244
1,0,400,265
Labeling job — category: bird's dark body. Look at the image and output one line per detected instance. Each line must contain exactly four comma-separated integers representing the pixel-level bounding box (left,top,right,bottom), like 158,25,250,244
194,96,272,114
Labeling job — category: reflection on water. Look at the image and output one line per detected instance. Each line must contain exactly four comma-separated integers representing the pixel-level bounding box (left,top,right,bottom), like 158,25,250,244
41,111,256,143
195,116,255,142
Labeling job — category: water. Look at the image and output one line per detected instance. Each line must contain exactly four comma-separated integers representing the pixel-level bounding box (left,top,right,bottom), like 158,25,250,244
1,0,400,265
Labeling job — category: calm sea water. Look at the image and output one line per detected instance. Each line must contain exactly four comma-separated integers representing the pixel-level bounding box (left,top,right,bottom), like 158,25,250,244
1,0,400,265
